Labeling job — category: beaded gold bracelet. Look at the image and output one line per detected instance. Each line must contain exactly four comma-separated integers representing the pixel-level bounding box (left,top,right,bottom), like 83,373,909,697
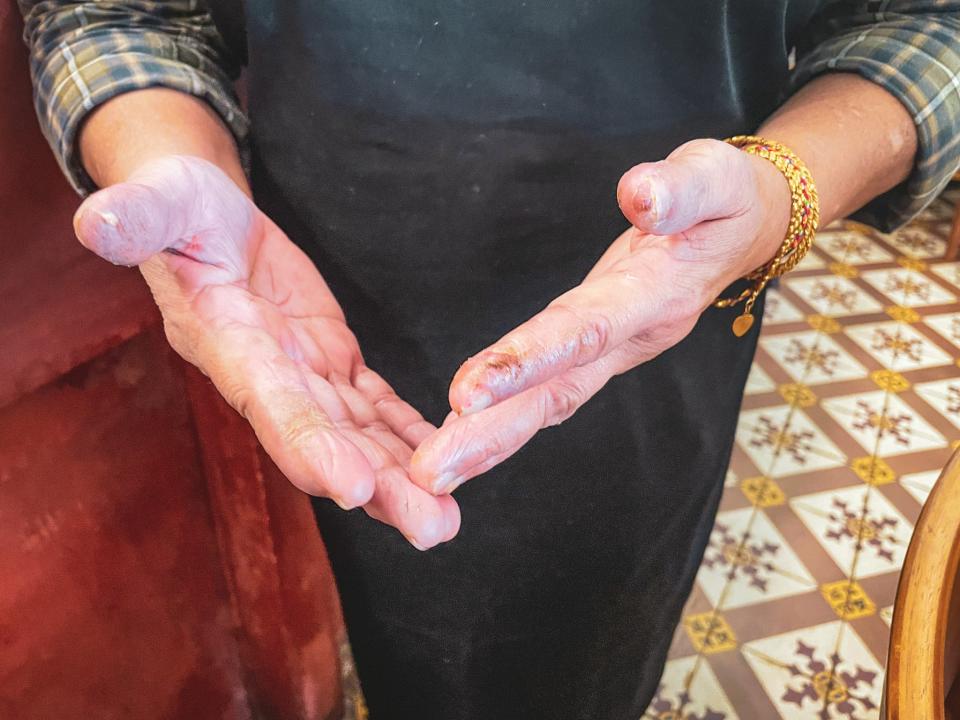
714,135,820,337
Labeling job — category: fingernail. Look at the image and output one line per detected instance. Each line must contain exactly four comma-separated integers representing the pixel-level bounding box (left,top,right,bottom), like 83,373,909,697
459,388,493,416
433,471,462,495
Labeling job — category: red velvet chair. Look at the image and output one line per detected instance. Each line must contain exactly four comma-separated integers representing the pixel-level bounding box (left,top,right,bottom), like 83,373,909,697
0,3,344,718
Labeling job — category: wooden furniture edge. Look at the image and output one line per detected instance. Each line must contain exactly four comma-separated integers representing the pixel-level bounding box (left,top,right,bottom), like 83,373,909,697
887,449,960,719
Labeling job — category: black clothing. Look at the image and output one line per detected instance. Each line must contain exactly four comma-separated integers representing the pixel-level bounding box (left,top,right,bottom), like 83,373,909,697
242,2,806,717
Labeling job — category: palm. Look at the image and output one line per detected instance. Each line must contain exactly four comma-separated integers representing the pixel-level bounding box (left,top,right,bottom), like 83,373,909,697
76,156,458,549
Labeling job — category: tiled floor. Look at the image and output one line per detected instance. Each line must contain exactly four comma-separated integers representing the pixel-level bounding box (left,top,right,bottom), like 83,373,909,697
341,188,960,720
648,187,960,720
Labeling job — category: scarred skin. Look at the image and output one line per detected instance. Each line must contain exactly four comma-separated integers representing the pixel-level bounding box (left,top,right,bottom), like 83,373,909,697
74,75,916,548
75,155,460,551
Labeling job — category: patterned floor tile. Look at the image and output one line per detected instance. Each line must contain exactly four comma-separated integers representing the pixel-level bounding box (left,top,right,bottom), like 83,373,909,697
790,485,912,579
647,656,739,720
820,390,948,457
913,378,960,431
783,276,884,317
644,189,959,720
736,406,847,477
696,508,817,610
816,229,895,266
898,469,940,506
929,261,960,291
843,321,954,371
879,606,894,627
880,226,947,259
796,252,828,271
745,363,778,395
760,331,868,385
859,267,956,307
922,310,960,348
764,289,808,325
741,622,883,720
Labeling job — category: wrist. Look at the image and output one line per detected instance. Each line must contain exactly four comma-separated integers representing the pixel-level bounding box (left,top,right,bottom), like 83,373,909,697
743,151,793,273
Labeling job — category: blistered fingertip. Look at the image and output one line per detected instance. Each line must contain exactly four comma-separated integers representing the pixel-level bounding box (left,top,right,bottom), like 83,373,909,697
618,169,669,232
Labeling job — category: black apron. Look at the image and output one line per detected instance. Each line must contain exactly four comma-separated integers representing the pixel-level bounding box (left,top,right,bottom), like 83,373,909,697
239,2,821,717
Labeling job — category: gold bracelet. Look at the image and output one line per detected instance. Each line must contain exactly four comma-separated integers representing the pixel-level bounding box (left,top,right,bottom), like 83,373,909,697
714,135,820,337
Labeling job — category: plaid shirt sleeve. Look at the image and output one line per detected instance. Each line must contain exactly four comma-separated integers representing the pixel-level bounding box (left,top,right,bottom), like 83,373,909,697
18,0,249,195
793,1,960,230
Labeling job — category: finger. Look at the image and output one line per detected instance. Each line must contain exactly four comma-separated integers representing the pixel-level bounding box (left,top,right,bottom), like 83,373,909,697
316,373,422,473
328,377,416,454
362,466,461,550
73,156,251,268
616,138,750,235
204,326,376,509
415,343,640,494
299,377,459,546
333,424,460,547
362,424,415,470
449,247,691,415
74,180,189,266
353,367,438,447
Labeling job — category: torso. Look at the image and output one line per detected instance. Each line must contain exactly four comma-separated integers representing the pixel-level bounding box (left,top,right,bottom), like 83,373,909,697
235,3,821,717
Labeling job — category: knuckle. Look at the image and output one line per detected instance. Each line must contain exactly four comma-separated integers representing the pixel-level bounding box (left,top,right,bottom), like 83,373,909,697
541,379,584,427
551,303,614,365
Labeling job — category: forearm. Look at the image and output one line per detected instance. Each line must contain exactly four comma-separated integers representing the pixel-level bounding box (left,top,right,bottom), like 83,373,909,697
19,0,248,195
757,73,917,228
786,2,960,230
79,88,250,195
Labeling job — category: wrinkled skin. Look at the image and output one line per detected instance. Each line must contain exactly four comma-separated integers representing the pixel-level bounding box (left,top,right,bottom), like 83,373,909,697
73,139,789,548
408,138,789,495
74,156,460,550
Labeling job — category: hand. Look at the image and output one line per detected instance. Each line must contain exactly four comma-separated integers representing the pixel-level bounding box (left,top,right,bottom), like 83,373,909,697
410,138,792,494
74,156,460,550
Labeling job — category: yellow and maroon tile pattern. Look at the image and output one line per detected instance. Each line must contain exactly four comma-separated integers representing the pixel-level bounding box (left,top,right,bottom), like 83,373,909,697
645,188,960,720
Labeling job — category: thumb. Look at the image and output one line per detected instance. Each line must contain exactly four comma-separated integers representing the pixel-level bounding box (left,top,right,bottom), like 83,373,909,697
72,155,239,267
74,182,186,266
616,138,750,235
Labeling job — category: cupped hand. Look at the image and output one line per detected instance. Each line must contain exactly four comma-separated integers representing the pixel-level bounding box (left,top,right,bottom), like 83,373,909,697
410,138,793,494
73,156,459,550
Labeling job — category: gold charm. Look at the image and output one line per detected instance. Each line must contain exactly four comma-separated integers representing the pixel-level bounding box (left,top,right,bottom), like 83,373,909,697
732,313,755,337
